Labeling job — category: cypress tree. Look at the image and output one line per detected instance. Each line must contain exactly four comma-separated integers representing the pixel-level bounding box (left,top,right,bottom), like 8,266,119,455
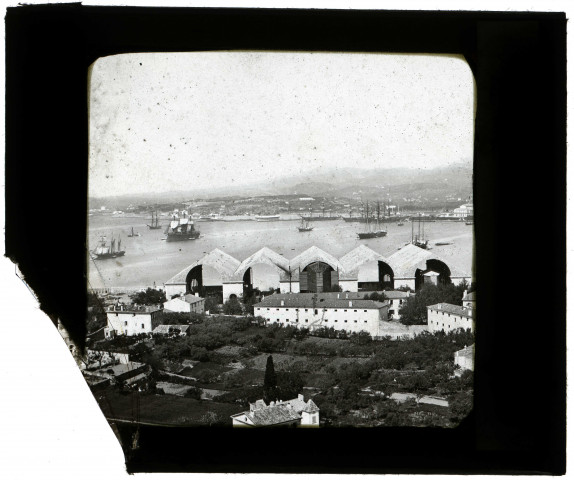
263,355,277,402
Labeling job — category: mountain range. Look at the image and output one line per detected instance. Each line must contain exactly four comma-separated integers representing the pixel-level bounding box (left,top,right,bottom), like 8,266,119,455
89,163,473,209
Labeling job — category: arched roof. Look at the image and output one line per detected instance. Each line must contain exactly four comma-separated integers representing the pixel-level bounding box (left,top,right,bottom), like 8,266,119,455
164,248,241,284
387,243,467,279
338,245,392,279
232,247,291,281
288,246,343,281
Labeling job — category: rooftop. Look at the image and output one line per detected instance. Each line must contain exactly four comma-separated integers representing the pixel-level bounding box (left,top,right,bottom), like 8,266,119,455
107,304,162,313
233,394,320,426
153,324,190,335
387,243,468,278
255,293,388,310
427,303,474,318
462,291,476,301
165,248,241,284
455,344,475,359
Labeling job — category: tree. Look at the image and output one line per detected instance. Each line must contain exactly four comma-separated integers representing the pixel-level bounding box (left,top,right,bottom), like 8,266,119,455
86,292,107,333
223,297,243,315
263,355,278,402
131,288,167,306
399,283,466,325
204,296,220,314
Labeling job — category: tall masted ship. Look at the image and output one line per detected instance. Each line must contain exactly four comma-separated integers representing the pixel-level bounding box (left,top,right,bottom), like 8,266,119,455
165,211,200,242
92,235,125,259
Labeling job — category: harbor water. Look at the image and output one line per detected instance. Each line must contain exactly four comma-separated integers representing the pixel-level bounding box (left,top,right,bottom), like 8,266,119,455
88,215,474,290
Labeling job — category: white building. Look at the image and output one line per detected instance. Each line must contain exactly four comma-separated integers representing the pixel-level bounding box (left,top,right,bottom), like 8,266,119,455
163,294,205,314
383,290,413,320
164,244,471,302
254,293,389,337
231,394,319,427
462,290,476,310
453,203,474,218
427,303,474,333
104,304,163,338
454,344,474,373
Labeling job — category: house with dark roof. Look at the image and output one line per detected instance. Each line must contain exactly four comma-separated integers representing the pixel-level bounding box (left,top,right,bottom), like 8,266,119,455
427,303,474,333
231,394,320,427
254,292,389,337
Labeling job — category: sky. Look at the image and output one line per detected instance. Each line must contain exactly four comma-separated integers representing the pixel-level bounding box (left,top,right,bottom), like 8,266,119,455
88,51,475,198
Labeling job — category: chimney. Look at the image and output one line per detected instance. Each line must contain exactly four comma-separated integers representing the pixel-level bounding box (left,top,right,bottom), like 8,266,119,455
280,300,284,306
463,289,468,298
349,301,353,307
270,401,275,406
337,293,340,299
298,394,304,401
346,293,349,299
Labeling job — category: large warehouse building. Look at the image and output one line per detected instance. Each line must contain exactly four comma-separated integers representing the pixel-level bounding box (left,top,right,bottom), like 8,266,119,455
164,243,471,302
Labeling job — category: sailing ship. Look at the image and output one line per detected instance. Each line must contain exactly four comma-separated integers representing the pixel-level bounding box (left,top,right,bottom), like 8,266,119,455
298,216,314,232
92,235,125,259
411,215,429,249
147,211,162,230
165,210,200,242
357,202,387,239
127,227,141,237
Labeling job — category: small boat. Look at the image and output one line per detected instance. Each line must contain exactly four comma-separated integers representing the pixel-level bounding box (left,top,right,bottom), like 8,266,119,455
435,242,453,246
127,227,141,237
298,217,314,232
397,222,404,226
465,220,474,225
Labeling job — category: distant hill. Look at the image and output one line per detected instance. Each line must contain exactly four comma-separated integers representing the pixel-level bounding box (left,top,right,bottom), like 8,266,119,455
90,163,473,209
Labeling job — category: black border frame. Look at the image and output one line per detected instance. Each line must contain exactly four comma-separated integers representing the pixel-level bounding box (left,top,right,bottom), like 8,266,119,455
5,5,566,474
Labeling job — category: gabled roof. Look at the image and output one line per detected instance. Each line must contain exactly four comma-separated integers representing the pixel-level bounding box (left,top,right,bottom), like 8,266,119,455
288,246,343,281
387,243,468,278
428,303,474,318
303,399,320,413
255,293,388,310
232,247,291,281
239,395,320,426
338,245,391,279
248,405,302,426
164,249,241,284
381,290,411,299
183,294,205,304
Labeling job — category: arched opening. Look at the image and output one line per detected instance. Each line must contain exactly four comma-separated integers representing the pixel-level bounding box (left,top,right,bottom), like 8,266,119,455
300,261,339,293
414,260,452,290
242,263,281,301
186,264,224,303
358,260,394,291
